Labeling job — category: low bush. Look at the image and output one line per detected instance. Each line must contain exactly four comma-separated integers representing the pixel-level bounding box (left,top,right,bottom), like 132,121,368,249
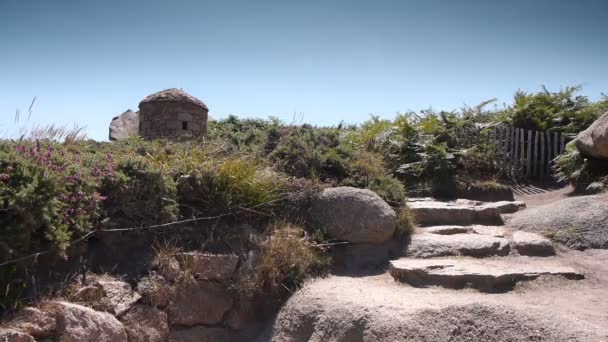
177,158,287,217
0,141,107,256
237,223,330,300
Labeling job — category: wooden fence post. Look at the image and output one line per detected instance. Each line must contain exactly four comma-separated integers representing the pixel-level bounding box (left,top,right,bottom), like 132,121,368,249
519,129,525,178
534,131,540,178
526,129,532,178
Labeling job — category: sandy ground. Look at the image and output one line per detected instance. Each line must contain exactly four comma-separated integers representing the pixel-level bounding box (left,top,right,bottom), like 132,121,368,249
512,184,574,208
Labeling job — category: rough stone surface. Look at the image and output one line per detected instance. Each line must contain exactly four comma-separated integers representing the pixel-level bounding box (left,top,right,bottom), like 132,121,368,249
139,88,209,140
119,304,169,342
136,273,174,308
270,275,598,341
140,88,208,110
95,279,141,316
6,307,56,338
471,225,507,237
574,110,608,160
512,231,555,256
169,326,235,342
484,200,526,214
72,285,104,303
175,253,238,280
390,257,583,290
310,187,396,244
419,226,472,235
167,281,233,326
508,193,608,249
0,329,35,342
109,109,139,141
404,233,510,258
408,200,503,226
49,301,127,342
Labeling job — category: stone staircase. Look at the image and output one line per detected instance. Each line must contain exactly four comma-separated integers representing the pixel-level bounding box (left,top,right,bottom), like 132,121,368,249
390,198,584,291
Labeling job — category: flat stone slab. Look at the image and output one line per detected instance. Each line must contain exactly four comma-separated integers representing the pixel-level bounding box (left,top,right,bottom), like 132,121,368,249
404,233,510,258
512,231,555,256
408,201,503,226
483,200,526,214
471,225,507,237
389,257,584,290
420,226,472,235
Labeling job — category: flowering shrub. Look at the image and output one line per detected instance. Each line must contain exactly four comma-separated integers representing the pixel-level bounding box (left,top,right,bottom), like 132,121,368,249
0,141,109,256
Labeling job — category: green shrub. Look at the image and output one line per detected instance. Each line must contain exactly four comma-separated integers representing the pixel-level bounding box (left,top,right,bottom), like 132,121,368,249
237,223,330,299
271,125,350,181
100,159,178,227
499,86,606,133
458,143,500,178
397,143,457,199
395,206,414,237
177,158,286,217
0,141,105,256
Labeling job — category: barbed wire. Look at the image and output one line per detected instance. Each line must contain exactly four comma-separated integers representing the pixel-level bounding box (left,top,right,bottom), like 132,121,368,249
0,188,317,268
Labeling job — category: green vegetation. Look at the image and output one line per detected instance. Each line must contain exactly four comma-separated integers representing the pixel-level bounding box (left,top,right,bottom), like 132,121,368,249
554,142,608,192
1,85,607,312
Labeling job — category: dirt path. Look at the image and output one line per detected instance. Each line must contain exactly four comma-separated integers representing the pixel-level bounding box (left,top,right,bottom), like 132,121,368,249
512,184,573,208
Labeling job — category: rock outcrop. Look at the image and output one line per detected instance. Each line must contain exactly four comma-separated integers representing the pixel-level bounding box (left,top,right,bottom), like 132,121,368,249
389,257,582,290
512,231,555,256
49,301,128,342
310,187,396,244
508,193,608,249
404,233,510,258
175,253,238,281
574,110,608,160
109,109,139,141
167,281,233,326
120,304,169,342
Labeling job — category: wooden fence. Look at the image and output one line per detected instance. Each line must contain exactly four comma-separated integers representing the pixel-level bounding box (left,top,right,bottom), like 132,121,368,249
459,125,573,181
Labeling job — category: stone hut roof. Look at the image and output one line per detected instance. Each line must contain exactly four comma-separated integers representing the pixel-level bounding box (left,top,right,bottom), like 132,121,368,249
139,88,208,110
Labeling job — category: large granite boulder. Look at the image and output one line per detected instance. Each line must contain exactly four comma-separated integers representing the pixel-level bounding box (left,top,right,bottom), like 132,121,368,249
167,281,233,326
508,193,608,250
310,187,396,244
574,110,608,160
174,253,239,281
109,109,139,141
49,301,127,342
120,304,169,342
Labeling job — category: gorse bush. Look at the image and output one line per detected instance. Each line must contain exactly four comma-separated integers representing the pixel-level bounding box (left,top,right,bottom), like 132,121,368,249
0,141,106,255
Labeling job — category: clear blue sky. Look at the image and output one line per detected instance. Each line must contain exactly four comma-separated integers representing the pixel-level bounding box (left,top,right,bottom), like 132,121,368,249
1,0,607,140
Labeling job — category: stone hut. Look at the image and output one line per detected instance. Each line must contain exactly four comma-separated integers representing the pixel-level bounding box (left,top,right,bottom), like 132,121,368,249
138,88,209,139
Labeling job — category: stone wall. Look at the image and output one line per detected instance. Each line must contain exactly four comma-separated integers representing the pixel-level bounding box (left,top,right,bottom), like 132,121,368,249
139,102,208,139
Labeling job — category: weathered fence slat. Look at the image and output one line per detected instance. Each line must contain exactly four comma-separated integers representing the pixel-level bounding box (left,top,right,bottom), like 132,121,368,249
519,129,525,175
526,130,532,178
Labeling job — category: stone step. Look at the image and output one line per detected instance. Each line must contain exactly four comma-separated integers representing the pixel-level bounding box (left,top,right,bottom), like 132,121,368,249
404,233,510,258
421,225,507,237
512,231,555,256
389,257,584,290
419,226,472,235
408,201,503,226
407,199,526,226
